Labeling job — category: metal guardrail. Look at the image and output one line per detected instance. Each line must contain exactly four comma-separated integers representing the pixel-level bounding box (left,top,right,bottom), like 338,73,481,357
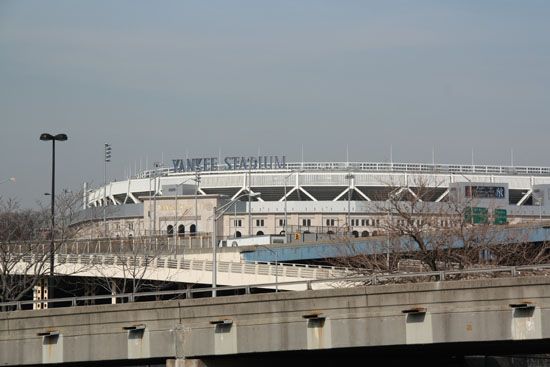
3,263,550,311
136,161,550,179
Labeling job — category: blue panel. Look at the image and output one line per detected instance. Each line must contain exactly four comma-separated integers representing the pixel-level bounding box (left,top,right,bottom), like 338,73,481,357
241,226,550,263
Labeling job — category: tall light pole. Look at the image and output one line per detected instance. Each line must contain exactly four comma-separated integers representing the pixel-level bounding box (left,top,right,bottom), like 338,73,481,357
212,192,261,296
283,173,291,236
195,171,201,235
345,172,354,235
263,245,279,292
248,167,252,236
386,187,401,269
39,132,68,301
152,162,162,235
535,196,543,222
242,244,279,292
283,170,303,237
174,177,196,236
103,143,111,237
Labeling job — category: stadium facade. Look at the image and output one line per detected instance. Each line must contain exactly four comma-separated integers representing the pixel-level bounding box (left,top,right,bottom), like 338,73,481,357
73,157,550,239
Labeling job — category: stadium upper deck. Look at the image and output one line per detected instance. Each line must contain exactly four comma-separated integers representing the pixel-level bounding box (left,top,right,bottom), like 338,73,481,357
86,161,550,208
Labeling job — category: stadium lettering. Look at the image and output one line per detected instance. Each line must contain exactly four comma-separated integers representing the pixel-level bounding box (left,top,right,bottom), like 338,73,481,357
172,155,286,172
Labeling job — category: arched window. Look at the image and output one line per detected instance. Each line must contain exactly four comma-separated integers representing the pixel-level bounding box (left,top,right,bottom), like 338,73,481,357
190,224,196,235
235,231,242,238
178,224,185,236
167,225,174,236
352,230,359,238
327,230,334,235
361,231,369,237
256,231,264,236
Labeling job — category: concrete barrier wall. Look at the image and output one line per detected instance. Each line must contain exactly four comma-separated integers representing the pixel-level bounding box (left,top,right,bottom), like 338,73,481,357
2,276,550,365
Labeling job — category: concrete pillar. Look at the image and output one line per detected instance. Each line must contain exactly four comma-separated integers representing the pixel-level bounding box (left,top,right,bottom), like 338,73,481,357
305,317,332,350
126,326,150,360
33,279,47,310
511,307,542,340
41,332,63,364
405,311,433,344
213,322,237,355
111,280,117,304
166,359,206,367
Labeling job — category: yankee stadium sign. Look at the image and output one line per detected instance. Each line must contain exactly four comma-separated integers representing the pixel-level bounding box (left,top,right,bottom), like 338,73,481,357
172,155,286,172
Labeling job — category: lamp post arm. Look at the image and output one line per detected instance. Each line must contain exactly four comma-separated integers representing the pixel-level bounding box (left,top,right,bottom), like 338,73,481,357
215,193,254,220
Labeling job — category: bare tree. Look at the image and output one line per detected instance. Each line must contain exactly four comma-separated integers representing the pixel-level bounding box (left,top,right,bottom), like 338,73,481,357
0,191,86,305
89,236,176,302
0,198,49,303
332,176,550,276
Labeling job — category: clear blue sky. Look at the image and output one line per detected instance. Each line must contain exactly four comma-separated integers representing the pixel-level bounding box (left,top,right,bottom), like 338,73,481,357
1,1,549,207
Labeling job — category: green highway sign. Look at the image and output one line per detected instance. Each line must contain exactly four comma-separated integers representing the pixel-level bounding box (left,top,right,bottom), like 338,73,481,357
493,208,507,225
465,207,489,224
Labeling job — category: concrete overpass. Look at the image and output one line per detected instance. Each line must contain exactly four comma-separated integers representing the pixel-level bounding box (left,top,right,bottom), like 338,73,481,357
13,253,349,292
3,276,550,366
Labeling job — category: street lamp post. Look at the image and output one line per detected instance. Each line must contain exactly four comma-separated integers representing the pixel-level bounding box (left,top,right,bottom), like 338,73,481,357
248,168,252,236
386,187,401,270
283,170,303,238
263,245,279,292
39,133,68,302
535,196,543,222
212,192,261,297
345,173,354,235
242,245,279,292
174,177,197,233
283,173,291,236
194,171,201,235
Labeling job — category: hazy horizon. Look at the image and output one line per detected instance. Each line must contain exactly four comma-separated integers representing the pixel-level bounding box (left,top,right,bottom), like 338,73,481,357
1,1,549,207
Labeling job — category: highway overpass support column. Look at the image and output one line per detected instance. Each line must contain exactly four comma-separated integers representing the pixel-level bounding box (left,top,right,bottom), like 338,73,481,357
167,359,206,367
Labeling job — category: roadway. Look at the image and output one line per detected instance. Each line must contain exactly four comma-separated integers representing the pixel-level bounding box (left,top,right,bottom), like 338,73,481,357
3,276,550,366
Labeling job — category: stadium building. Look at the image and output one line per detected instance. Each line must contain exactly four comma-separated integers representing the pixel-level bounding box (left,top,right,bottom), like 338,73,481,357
72,155,550,240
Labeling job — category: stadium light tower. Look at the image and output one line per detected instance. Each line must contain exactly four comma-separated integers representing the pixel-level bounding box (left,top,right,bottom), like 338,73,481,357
104,143,112,237
39,132,68,300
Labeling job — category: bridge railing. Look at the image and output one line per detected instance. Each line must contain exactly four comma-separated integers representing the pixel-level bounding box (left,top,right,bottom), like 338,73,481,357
51,253,350,280
4,263,550,312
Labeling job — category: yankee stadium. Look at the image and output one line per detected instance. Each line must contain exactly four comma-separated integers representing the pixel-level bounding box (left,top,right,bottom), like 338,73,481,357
70,154,550,240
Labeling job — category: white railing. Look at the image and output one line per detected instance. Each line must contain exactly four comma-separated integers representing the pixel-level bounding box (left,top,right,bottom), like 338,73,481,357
136,161,550,179
46,253,350,280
